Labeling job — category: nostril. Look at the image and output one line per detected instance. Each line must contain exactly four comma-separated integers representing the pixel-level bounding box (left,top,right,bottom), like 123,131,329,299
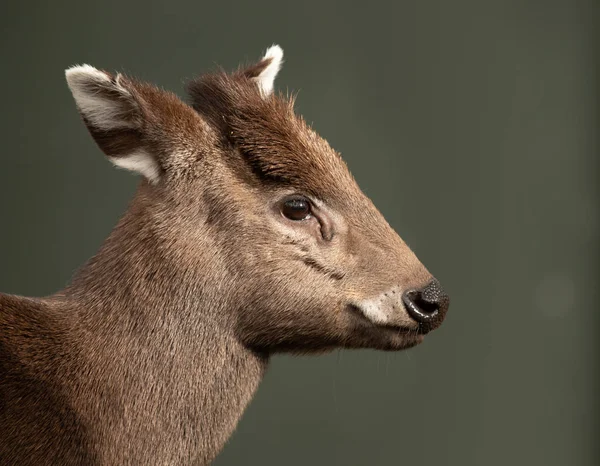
402,290,440,323
411,292,440,314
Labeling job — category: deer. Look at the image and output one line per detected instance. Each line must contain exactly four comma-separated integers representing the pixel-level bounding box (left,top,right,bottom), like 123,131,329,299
0,45,449,465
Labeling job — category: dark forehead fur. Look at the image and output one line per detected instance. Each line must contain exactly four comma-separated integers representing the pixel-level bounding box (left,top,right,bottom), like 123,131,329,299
185,67,356,201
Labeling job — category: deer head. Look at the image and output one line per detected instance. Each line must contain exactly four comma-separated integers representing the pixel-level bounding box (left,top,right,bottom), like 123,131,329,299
65,45,449,355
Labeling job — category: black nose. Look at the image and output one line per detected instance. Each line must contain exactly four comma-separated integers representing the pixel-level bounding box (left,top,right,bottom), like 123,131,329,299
402,279,449,325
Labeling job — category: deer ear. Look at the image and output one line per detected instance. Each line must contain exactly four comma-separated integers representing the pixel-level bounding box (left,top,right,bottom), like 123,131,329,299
65,65,161,183
246,45,283,97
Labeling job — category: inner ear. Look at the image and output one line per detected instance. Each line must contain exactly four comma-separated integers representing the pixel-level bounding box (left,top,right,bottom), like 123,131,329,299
66,65,161,182
66,66,141,131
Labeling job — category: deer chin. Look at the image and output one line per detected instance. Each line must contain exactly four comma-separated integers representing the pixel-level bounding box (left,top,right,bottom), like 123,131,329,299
370,325,425,351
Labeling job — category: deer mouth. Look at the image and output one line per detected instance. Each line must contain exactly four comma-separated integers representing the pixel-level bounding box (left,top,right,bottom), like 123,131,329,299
345,304,425,350
346,303,419,333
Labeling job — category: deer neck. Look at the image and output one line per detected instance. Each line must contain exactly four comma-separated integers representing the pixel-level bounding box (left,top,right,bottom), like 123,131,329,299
56,188,267,464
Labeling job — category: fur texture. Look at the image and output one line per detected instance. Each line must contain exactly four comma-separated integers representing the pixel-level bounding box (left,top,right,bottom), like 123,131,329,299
0,46,449,465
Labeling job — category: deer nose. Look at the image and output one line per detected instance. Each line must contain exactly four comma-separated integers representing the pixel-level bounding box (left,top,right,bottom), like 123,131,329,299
402,279,449,327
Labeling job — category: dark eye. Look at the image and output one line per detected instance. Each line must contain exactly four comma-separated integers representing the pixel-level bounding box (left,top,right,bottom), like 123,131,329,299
281,197,311,221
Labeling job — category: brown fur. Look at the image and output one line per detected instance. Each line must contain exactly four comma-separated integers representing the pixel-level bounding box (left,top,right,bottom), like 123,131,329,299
0,50,448,464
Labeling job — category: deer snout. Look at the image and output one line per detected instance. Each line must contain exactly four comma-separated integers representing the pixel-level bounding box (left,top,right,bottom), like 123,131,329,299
402,279,449,333
352,279,449,334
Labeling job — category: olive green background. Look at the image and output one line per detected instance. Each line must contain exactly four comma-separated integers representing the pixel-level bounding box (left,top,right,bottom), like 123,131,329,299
0,1,597,465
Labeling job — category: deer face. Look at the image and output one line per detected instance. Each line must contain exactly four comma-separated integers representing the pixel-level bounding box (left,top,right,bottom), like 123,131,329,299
65,46,448,353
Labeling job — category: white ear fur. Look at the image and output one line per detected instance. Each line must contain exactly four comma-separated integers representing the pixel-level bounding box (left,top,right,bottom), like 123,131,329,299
65,64,160,183
109,151,160,184
255,45,283,97
65,65,137,130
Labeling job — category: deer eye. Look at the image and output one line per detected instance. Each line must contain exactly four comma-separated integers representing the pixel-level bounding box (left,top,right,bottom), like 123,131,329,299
281,197,311,221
